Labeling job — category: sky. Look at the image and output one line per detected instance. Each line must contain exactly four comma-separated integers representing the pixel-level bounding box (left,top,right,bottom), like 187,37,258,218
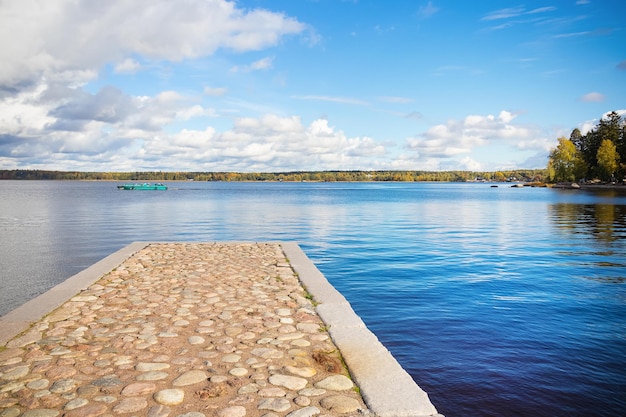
0,0,624,173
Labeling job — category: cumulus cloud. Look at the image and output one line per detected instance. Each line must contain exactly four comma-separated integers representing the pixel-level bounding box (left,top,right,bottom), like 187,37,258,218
0,0,317,170
0,0,306,94
405,110,536,159
458,156,483,171
1,93,389,170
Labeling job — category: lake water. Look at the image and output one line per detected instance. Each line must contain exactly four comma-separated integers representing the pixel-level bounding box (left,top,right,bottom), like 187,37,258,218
1,180,625,416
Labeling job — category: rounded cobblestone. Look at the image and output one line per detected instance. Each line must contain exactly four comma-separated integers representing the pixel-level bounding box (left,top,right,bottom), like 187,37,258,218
0,243,369,417
153,389,185,406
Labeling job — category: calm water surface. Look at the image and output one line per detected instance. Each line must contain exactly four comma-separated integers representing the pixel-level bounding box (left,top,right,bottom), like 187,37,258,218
1,181,625,417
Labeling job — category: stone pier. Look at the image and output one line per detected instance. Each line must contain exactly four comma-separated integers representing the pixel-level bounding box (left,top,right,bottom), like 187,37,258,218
0,242,441,417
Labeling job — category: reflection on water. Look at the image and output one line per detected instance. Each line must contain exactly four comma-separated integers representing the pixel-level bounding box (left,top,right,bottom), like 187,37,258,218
551,202,626,244
550,202,626,284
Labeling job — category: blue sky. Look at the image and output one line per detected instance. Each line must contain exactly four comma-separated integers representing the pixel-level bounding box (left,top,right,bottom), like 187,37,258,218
0,0,624,172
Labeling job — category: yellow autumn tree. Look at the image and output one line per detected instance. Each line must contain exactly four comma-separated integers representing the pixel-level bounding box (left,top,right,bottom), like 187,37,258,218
596,139,620,181
548,137,586,182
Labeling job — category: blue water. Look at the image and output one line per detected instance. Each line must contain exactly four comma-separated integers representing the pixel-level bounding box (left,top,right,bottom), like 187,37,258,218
1,181,625,416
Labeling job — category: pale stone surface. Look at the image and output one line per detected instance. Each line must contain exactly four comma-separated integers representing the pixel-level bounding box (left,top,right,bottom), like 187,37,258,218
49,378,77,393
188,336,205,345
27,379,50,390
268,374,308,391
251,348,283,359
0,365,29,380
229,367,248,376
0,408,21,417
294,395,311,406
136,362,170,372
121,382,157,396
320,395,362,413
147,405,171,417
258,387,287,397
112,397,148,414
172,370,207,386
153,389,185,405
136,371,169,381
258,398,291,412
63,403,108,417
63,398,89,410
284,366,316,378
21,410,60,417
314,375,354,391
217,406,247,417
222,354,241,363
285,406,320,417
298,388,326,397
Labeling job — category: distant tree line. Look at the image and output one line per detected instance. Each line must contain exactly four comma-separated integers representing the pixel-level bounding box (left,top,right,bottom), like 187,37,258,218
0,169,547,182
548,111,625,183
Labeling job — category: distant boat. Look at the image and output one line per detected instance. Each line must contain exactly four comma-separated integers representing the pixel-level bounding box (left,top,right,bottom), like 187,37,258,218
117,183,167,190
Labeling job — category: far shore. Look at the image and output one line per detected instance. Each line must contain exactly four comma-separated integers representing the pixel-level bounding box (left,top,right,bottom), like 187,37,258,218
551,182,626,190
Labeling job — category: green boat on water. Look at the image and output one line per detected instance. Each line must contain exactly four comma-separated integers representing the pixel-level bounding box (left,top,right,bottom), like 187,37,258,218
117,183,168,190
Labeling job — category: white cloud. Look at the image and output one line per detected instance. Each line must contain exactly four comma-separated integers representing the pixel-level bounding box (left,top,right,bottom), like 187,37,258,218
1,97,391,170
579,109,626,134
482,7,527,21
204,87,228,97
379,96,414,104
458,156,483,171
292,95,369,106
151,116,386,171
230,57,274,73
0,0,315,171
482,6,556,21
175,105,217,121
417,1,439,20
0,0,306,93
405,111,536,159
114,58,141,74
579,92,605,102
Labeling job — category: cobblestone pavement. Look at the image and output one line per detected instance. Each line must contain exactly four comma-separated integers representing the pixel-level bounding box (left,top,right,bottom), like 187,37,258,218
0,243,372,417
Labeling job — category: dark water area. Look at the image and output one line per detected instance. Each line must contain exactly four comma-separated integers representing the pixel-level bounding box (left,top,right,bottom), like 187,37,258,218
1,181,625,416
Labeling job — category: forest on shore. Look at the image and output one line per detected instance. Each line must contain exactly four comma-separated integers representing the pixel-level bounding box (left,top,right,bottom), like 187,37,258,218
0,169,547,183
548,111,625,183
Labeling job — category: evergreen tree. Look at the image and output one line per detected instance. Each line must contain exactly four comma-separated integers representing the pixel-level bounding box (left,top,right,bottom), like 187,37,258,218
567,111,625,181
